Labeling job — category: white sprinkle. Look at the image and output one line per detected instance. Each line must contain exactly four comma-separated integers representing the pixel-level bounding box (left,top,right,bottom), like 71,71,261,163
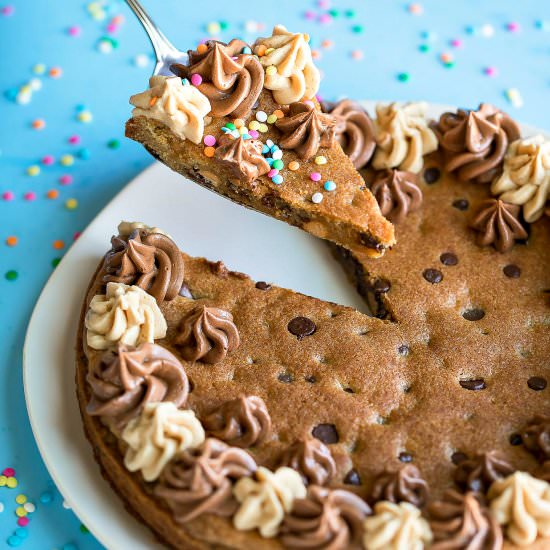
271,149,283,160
255,110,268,123
266,139,274,148
29,78,42,91
97,39,113,54
0,502,4,513
245,20,259,33
505,88,523,108
24,502,35,513
16,92,32,105
133,53,150,67
62,500,71,509
481,23,495,38
311,192,323,204
231,129,241,139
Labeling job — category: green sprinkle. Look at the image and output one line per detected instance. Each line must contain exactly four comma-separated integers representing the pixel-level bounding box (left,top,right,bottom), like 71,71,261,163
226,122,236,130
345,9,356,18
219,20,229,30
328,9,339,17
397,72,410,82
52,258,61,268
272,159,284,170
418,43,430,53
351,24,363,33
444,61,455,68
79,524,90,535
107,139,120,149
5,270,18,281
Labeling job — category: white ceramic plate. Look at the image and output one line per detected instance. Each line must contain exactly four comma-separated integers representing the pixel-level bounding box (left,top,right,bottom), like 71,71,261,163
23,103,543,549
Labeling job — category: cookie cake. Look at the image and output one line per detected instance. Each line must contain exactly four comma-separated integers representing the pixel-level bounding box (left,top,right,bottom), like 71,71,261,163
76,25,550,549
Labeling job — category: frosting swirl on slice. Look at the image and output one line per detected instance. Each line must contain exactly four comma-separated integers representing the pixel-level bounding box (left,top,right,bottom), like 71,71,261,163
175,305,240,364
214,136,270,183
453,451,514,494
433,103,520,184
370,464,429,508
171,39,263,118
488,471,550,546
85,282,167,350
86,343,188,428
233,466,307,538
490,135,550,223
522,415,550,461
429,490,503,550
155,438,257,522
370,170,423,224
279,438,336,486
130,76,210,143
323,99,376,169
372,102,438,174
117,221,168,238
202,395,271,448
275,102,336,160
254,25,320,105
281,485,371,549
470,199,528,253
122,402,205,482
103,229,184,303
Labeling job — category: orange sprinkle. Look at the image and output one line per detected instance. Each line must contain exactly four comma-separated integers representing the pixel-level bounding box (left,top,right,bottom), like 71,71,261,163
288,161,300,171
49,67,62,78
149,96,158,107
53,240,65,250
233,118,244,128
32,119,46,130
273,109,285,119
197,43,208,54
256,44,267,56
6,236,17,247
204,146,216,157
311,50,321,60
46,189,59,199
321,39,334,49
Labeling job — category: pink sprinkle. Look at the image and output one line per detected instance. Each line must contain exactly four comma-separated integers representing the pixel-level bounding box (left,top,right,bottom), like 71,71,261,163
106,22,118,34
268,168,279,178
304,10,316,20
506,22,521,33
1,5,15,16
318,13,332,24
2,191,15,201
450,38,463,48
42,155,55,166
317,0,330,7
59,175,73,185
112,14,125,25
68,135,81,145
2,468,15,477
67,25,81,37
248,129,259,139
484,66,498,77
310,172,322,182
303,100,315,109
203,135,216,147
190,73,203,86
351,49,364,60
73,231,81,240
17,517,29,527
24,192,36,201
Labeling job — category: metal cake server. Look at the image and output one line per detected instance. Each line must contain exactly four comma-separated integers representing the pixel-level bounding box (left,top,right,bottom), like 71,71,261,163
125,0,188,76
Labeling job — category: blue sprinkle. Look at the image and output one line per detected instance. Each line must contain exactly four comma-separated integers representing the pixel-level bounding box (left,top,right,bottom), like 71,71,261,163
324,180,336,191
262,145,270,154
241,46,252,54
270,145,279,152
5,88,18,101
221,127,232,134
242,134,251,140
39,491,53,504
181,78,190,86
15,529,28,540
272,174,284,185
7,535,22,548
77,148,91,160
75,104,87,112
62,544,78,550
266,157,274,166
535,20,550,31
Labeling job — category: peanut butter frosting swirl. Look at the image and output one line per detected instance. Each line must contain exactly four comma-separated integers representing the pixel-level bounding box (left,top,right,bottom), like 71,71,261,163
323,99,376,169
202,395,271,448
130,75,211,143
488,471,550,546
253,25,320,105
174,305,240,364
491,135,550,223
214,135,270,183
86,343,189,428
370,169,423,224
433,103,520,184
370,464,429,508
429,490,503,550
171,39,263,118
372,102,438,174
103,229,184,303
522,415,550,461
275,102,336,160
470,199,528,253
363,501,433,550
155,438,257,522
122,402,205,482
454,452,514,494
85,282,167,350
233,466,307,538
279,437,336,486
281,485,371,550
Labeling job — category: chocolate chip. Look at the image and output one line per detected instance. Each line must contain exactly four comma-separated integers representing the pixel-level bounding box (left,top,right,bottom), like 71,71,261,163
305,375,317,384
462,308,485,321
527,376,547,391
343,387,354,394
312,423,339,444
398,344,410,356
423,268,443,284
423,167,441,184
503,264,521,278
278,373,293,384
398,452,413,463
255,281,272,290
440,252,458,266
373,278,391,293
452,199,469,211
509,433,523,446
261,194,277,209
288,316,316,340
451,451,468,465
459,379,486,391
178,284,193,299
359,233,384,252
344,469,362,485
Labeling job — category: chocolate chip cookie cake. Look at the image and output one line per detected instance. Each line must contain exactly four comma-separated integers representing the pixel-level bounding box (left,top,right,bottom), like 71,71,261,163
77,25,550,550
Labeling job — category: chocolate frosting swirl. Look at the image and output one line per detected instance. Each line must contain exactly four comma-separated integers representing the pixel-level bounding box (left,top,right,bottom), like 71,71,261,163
281,485,371,550
103,229,184,303
279,438,336,486
323,99,376,169
214,136,270,183
202,395,271,448
86,343,189,428
453,452,514,494
538,461,550,483
174,305,240,364
429,489,503,550
171,39,263,118
370,169,423,224
155,438,257,522
370,464,429,508
433,103,520,184
522,415,550,461
275,102,336,160
470,199,528,253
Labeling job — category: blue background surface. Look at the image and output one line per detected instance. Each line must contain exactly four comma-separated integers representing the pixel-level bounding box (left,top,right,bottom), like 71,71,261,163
0,0,548,547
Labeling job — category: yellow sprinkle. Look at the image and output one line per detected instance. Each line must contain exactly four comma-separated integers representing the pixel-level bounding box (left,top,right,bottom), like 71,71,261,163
0,476,6,487
265,47,275,55
233,118,245,128
314,155,327,165
27,165,40,176
288,160,300,171
77,111,93,123
258,123,269,133
7,477,17,489
20,84,32,94
60,155,74,166
65,198,78,210
15,507,27,517
33,64,46,75
304,34,310,43
15,495,27,505
265,65,277,76
266,114,277,124
248,120,260,130
238,126,248,135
